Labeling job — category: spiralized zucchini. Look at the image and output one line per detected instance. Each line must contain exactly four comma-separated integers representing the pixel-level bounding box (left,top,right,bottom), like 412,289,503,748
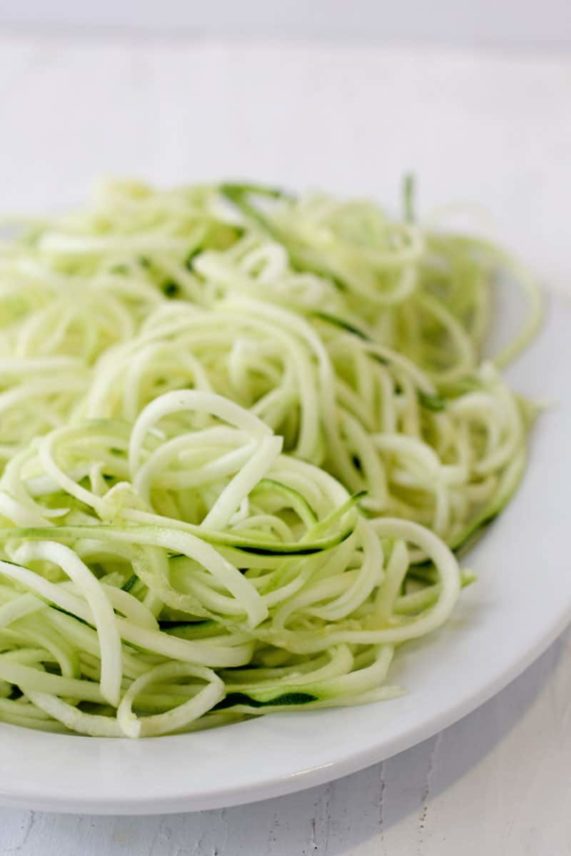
0,179,540,736
0,391,460,736
84,297,529,549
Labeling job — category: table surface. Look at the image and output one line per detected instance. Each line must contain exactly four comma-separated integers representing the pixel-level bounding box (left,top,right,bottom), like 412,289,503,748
0,31,570,856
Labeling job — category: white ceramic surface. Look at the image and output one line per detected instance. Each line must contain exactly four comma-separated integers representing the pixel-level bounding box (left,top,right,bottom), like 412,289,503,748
0,291,569,816
2,634,570,855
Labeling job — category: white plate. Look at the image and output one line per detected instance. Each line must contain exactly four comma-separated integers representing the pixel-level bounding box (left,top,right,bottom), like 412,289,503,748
0,293,570,816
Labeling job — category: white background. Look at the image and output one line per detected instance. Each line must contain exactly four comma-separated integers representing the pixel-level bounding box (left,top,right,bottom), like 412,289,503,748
0,0,570,48
0,16,570,856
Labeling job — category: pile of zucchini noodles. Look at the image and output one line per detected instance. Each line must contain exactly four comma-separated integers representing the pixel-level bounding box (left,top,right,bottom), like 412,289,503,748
0,180,540,737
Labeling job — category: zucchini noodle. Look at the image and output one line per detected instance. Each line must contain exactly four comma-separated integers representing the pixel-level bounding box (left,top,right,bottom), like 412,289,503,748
0,179,540,736
84,298,529,548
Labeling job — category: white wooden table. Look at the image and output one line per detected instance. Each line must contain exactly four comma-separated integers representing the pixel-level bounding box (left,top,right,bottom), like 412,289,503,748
0,33,570,855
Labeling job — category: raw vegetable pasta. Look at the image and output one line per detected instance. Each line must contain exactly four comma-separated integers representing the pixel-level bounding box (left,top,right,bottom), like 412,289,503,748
0,180,540,735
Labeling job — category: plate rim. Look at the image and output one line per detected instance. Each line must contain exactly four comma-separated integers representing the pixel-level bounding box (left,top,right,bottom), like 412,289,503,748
1,603,568,815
